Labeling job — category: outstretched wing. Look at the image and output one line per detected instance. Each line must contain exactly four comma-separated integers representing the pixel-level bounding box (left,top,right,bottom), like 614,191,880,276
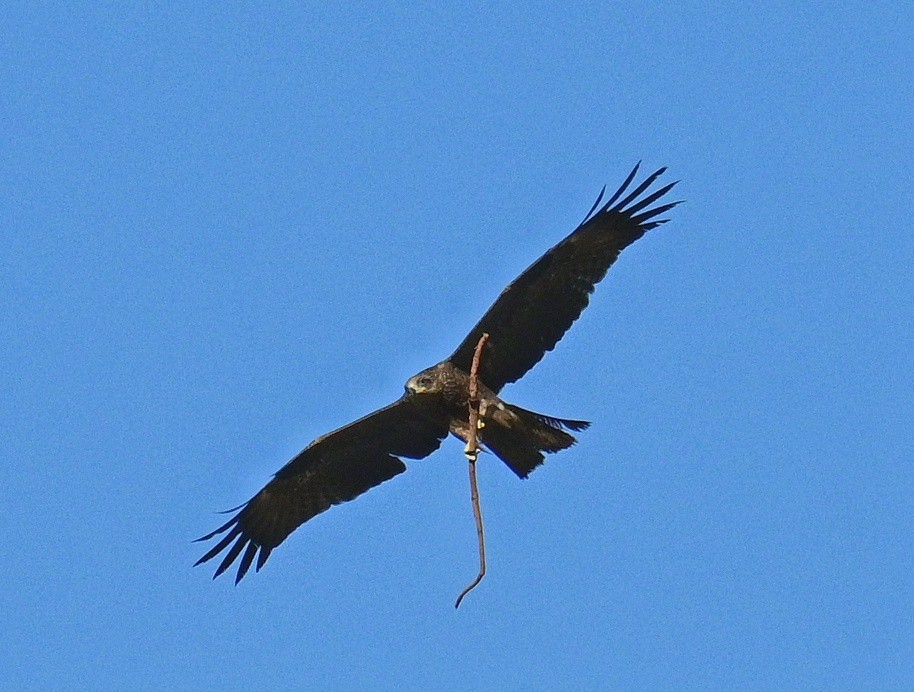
195,396,450,583
449,164,680,392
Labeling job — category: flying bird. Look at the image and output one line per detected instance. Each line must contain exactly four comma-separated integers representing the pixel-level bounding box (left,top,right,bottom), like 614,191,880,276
196,163,679,583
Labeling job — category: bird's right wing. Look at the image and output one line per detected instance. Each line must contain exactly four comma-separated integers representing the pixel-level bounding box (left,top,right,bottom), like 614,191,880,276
195,395,450,583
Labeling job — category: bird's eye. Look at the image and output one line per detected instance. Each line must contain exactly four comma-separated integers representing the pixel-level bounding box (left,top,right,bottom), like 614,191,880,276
419,376,432,386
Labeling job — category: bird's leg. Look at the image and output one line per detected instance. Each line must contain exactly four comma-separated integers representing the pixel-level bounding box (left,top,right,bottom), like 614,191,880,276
464,398,487,459
462,397,480,461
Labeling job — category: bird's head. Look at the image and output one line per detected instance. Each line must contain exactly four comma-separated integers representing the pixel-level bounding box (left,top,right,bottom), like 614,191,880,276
405,364,444,396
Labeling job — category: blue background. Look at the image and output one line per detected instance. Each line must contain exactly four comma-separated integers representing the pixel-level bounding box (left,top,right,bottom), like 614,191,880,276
3,3,913,688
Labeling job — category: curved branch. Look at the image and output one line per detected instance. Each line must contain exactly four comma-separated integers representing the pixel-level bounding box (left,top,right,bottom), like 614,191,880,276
455,332,489,609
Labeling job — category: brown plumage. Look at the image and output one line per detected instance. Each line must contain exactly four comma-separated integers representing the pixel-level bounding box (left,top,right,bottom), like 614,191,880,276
196,163,680,583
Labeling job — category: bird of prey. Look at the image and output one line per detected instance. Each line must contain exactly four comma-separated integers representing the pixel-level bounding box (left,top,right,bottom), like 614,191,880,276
196,163,679,583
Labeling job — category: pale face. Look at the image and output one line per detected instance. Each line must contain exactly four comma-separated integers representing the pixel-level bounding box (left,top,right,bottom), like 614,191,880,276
404,364,445,395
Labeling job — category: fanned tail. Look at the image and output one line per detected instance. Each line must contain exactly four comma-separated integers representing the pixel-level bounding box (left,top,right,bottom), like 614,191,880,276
481,404,590,479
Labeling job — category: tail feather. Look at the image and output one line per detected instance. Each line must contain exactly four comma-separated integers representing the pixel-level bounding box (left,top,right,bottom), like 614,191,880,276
514,406,591,433
481,426,546,479
480,404,590,479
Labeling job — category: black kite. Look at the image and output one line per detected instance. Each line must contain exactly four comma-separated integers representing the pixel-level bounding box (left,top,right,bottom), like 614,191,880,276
196,164,679,583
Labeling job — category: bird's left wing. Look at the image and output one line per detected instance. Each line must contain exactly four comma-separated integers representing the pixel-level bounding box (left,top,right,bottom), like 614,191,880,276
195,395,450,583
449,164,680,392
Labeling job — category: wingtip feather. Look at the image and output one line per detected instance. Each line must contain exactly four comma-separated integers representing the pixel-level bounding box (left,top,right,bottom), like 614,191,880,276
235,542,259,584
256,546,272,572
600,163,641,211
579,185,608,226
195,525,242,566
584,165,682,232
214,534,248,580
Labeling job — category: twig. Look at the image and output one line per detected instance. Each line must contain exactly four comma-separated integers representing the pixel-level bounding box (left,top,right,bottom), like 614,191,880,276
455,332,489,609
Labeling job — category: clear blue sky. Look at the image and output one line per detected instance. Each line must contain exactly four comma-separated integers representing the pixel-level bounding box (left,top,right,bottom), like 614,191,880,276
3,3,913,688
